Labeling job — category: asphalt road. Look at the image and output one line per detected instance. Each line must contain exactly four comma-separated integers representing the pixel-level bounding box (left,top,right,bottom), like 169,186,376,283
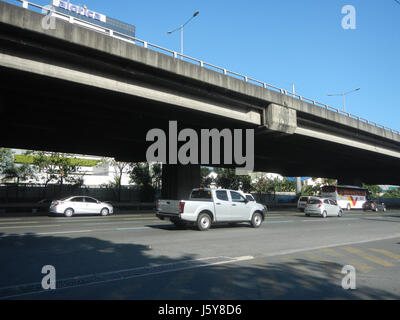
0,209,399,299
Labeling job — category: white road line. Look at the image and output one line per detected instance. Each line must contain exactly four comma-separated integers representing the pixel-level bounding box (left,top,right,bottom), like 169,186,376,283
36,230,93,235
0,222,39,225
0,224,62,229
0,255,254,299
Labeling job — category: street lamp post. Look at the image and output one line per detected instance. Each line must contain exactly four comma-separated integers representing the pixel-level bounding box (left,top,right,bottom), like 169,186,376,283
327,88,360,113
167,11,199,59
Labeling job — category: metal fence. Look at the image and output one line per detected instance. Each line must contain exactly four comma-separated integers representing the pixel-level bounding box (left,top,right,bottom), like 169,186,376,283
10,0,400,136
0,184,141,203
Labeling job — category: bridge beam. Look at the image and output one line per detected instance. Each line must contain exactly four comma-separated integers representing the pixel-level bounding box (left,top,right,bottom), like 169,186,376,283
161,164,201,200
263,103,297,134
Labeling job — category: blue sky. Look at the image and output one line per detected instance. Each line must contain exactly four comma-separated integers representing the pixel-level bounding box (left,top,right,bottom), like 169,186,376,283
6,0,400,130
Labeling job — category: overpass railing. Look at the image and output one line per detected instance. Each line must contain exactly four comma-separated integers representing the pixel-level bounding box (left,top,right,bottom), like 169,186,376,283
11,0,400,136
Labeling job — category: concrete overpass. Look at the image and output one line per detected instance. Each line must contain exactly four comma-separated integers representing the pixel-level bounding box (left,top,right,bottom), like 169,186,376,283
1,1,400,198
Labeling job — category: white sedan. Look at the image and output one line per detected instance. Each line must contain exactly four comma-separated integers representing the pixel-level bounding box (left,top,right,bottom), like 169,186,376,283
49,196,114,217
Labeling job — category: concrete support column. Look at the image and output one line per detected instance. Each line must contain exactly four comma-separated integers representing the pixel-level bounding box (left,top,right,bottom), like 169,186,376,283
337,177,363,187
161,164,201,200
296,177,302,196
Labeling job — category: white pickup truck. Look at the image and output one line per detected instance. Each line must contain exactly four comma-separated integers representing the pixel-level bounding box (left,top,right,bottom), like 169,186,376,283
156,188,267,231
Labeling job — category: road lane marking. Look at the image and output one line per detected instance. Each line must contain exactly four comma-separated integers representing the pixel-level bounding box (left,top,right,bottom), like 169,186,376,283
257,234,400,260
266,220,294,224
0,255,254,299
319,248,344,258
116,227,151,231
368,248,400,262
0,222,39,225
342,247,395,267
83,221,154,226
345,259,375,273
0,224,61,229
36,230,93,235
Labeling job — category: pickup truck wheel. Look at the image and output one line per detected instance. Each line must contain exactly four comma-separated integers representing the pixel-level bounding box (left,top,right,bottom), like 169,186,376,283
251,212,263,228
197,213,211,231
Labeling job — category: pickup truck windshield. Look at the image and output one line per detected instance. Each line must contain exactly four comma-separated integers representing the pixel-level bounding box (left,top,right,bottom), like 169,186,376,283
190,190,212,199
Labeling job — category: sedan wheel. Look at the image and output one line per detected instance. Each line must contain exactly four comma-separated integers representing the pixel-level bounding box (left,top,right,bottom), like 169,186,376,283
100,208,109,216
338,210,343,217
64,208,74,217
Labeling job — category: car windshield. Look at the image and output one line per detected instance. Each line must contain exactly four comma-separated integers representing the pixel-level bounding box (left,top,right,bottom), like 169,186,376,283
299,197,308,201
246,195,255,201
308,199,321,204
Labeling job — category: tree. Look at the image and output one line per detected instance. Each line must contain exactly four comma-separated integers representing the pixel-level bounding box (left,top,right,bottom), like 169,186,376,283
0,148,14,177
129,163,155,202
0,149,37,201
382,188,400,198
215,168,252,192
100,158,131,202
200,166,214,188
31,151,83,196
151,163,162,191
362,184,382,199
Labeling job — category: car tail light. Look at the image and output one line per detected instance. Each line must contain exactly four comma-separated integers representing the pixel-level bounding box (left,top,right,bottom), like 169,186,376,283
51,201,63,207
179,201,185,214
318,201,322,208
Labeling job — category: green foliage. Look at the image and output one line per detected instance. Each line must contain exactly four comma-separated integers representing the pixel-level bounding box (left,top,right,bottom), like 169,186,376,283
31,151,83,186
252,175,296,193
151,163,162,190
200,166,214,188
301,184,320,196
382,188,400,198
0,149,37,183
0,148,14,175
129,163,156,201
215,168,252,192
14,154,99,167
362,184,382,199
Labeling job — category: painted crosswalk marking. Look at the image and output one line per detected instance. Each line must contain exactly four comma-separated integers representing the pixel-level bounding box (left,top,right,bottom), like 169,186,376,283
342,247,395,267
368,248,400,262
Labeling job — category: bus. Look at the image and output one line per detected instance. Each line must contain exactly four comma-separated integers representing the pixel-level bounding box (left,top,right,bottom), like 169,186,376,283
320,185,368,210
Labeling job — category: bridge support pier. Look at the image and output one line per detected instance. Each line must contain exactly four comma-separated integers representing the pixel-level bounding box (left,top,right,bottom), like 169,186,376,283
161,164,201,200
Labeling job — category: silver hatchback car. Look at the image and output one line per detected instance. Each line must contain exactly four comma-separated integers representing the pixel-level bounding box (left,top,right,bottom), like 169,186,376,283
49,196,114,217
304,198,343,218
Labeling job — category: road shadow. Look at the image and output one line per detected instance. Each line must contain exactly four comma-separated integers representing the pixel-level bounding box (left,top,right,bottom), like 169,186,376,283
148,222,253,231
0,232,398,299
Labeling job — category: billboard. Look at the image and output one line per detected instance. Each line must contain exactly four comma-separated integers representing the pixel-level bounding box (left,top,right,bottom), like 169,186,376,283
51,0,135,38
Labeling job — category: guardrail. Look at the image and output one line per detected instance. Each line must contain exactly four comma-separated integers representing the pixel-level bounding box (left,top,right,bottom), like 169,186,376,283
10,0,400,136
